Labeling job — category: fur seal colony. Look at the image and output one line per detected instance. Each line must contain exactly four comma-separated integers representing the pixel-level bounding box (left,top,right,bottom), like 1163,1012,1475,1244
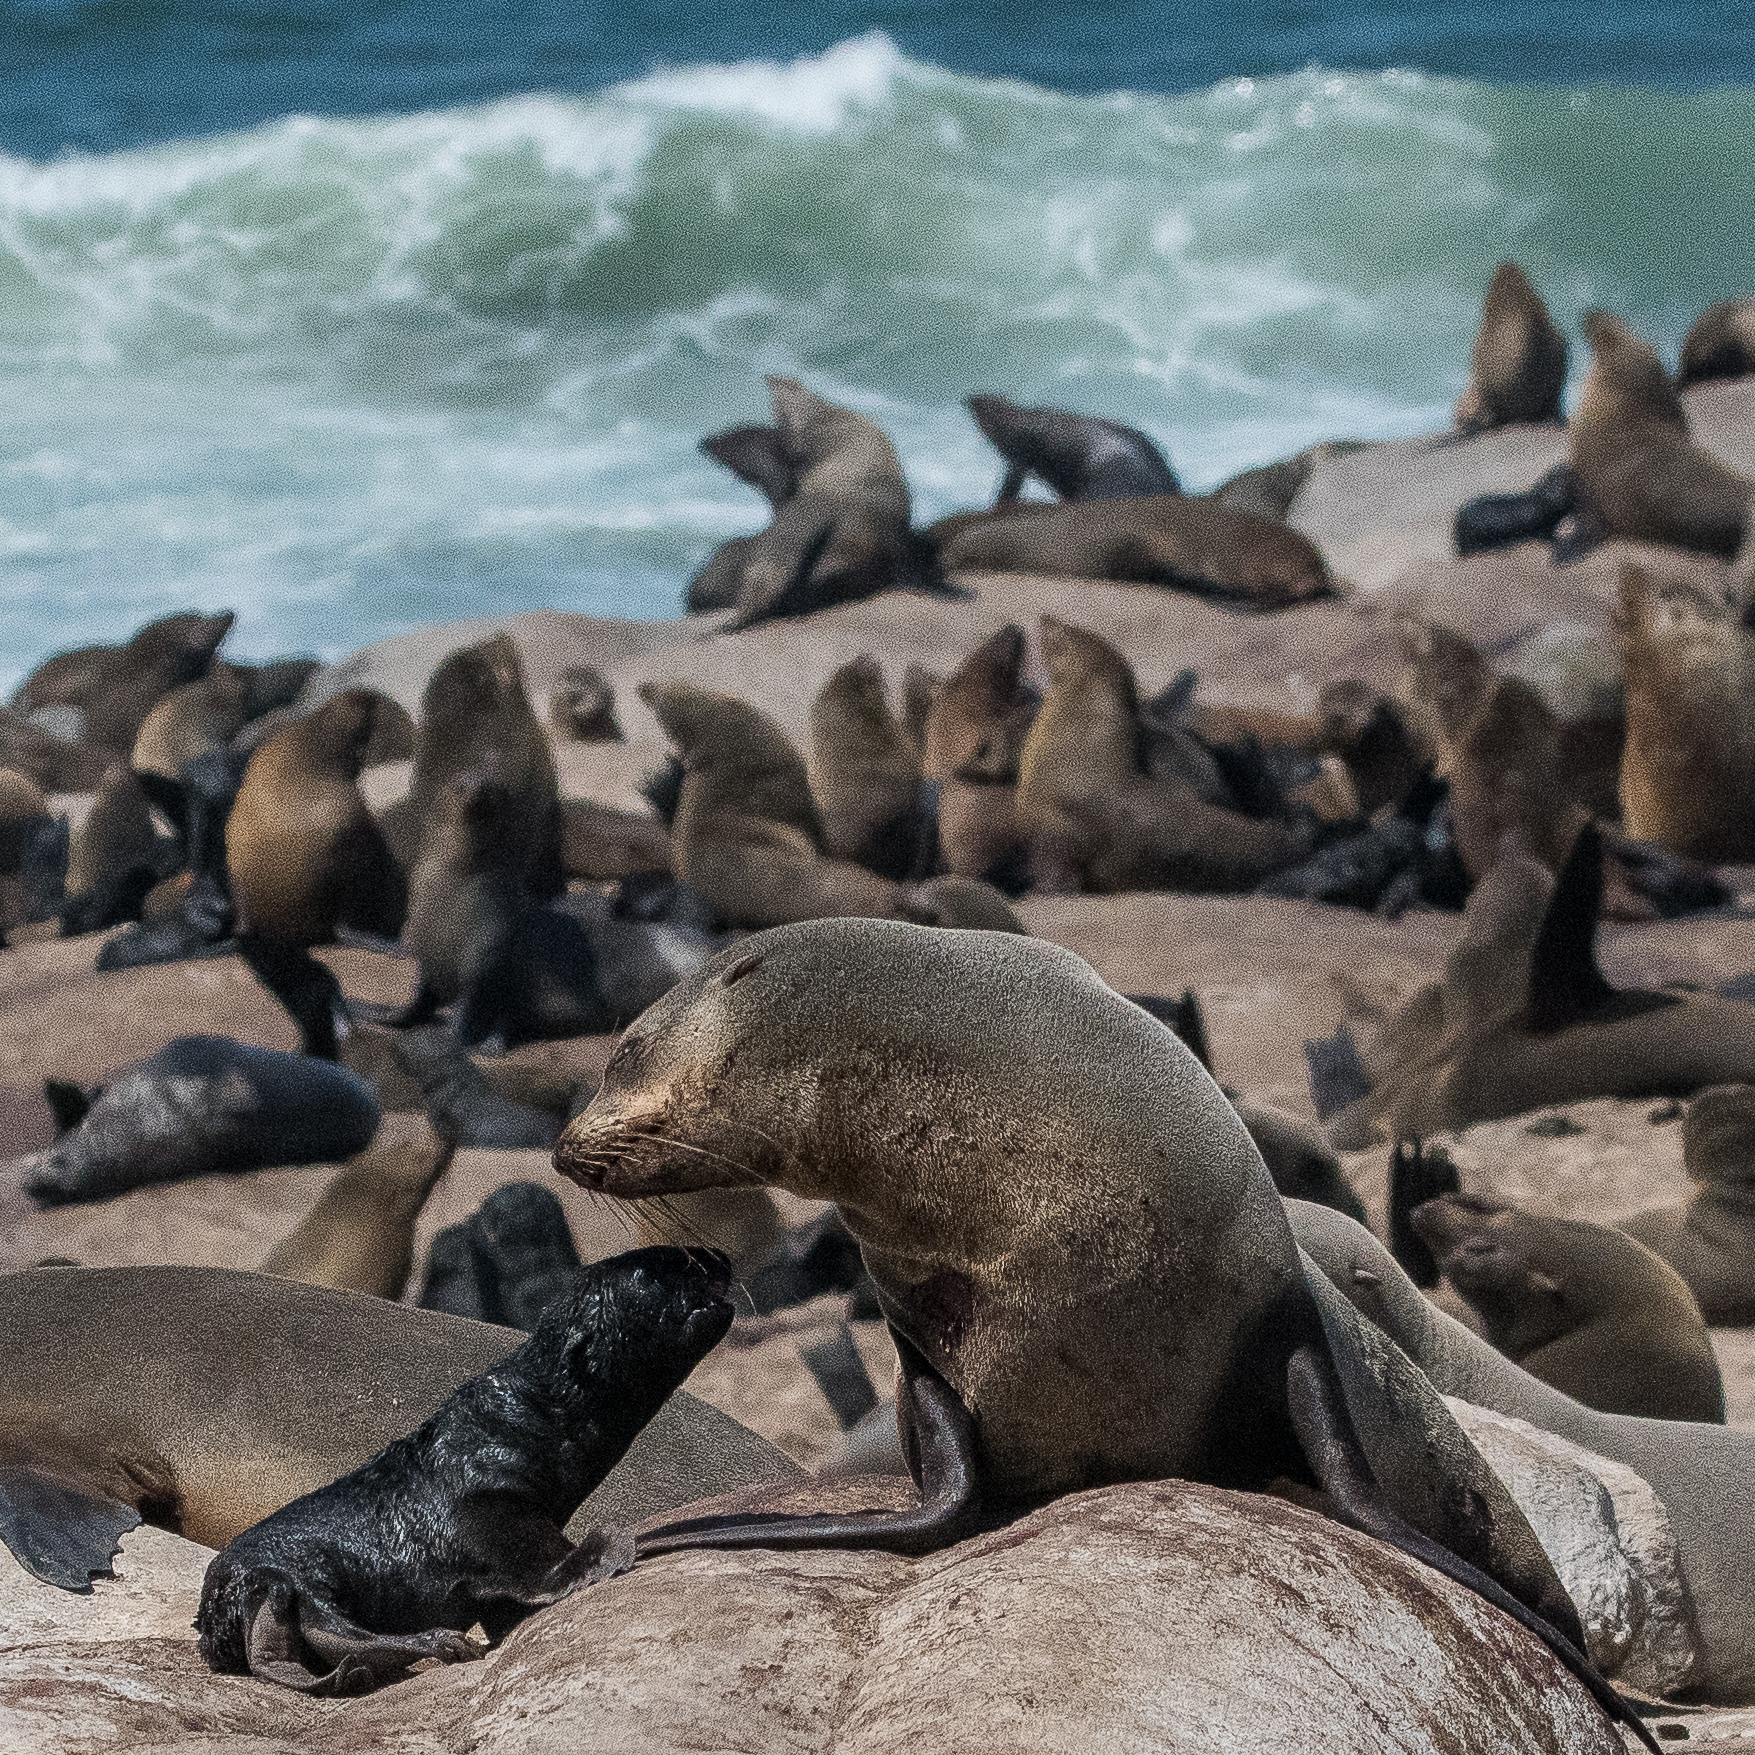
16,269,1755,1746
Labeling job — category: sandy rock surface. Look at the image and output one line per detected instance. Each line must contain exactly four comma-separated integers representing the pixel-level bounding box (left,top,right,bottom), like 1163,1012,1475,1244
0,1480,1635,1755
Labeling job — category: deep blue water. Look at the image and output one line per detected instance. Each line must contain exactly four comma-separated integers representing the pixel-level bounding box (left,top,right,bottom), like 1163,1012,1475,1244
0,5,1751,684
5,1,1754,158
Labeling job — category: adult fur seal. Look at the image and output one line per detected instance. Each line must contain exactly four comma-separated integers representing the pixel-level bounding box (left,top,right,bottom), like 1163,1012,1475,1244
227,689,408,947
1613,564,1755,862
966,395,1180,502
1568,310,1751,559
1016,617,1307,893
643,680,1018,929
1621,1083,1755,1324
196,1246,733,1694
921,624,1036,886
391,634,564,899
383,771,613,1049
0,1264,796,1588
554,919,1654,1746
1409,1192,1724,1424
809,655,933,879
59,763,177,935
1289,1197,1755,1702
259,1116,454,1302
927,495,1333,609
1678,296,1755,387
690,377,937,628
1453,261,1568,432
7,1036,380,1207
13,609,235,755
1324,826,1755,1146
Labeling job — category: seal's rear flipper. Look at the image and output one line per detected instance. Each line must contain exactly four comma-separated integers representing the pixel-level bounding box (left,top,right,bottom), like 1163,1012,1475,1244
1305,1024,1370,1120
1284,1340,1660,1755
240,1573,481,1696
42,1078,91,1138
0,1468,140,1592
1527,824,1617,1034
636,1330,980,1558
1387,1140,1459,1290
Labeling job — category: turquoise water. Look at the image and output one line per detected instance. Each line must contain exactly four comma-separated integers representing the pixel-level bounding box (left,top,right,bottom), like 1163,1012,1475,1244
1,29,1752,684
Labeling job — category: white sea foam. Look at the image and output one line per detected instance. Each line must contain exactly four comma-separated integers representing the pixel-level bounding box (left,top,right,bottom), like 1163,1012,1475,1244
0,37,1748,683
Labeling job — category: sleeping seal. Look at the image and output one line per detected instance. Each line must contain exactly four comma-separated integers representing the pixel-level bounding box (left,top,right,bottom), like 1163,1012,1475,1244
555,919,1657,1747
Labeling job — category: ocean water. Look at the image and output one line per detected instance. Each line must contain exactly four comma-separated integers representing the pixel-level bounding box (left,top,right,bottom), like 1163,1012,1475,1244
1,10,1752,687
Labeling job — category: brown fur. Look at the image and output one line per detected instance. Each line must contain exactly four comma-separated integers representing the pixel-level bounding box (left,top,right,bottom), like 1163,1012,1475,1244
131,665,253,780
0,1266,796,1553
65,763,160,900
259,1116,453,1301
1571,311,1751,558
1614,564,1755,861
1413,1192,1723,1424
15,610,235,755
808,655,924,874
1678,297,1755,388
1016,617,1306,894
641,681,900,927
1621,1084,1755,1325
547,666,621,743
559,798,672,880
928,496,1332,609
395,635,563,897
695,378,919,627
1453,262,1568,432
228,690,407,945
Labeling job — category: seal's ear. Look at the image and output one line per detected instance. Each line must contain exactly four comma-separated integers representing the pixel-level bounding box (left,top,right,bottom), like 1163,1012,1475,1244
1526,824,1616,1034
0,1467,141,1592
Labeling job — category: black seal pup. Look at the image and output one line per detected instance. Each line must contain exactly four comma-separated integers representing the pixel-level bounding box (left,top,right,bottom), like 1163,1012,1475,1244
9,1036,380,1206
966,394,1181,502
195,1245,734,1694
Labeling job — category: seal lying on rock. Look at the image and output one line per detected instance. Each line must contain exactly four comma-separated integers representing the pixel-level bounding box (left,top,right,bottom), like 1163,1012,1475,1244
7,1036,380,1208
0,1264,797,1587
965,394,1181,503
1409,1192,1724,1424
927,494,1334,609
555,919,1656,1746
1323,826,1755,1146
1621,1083,1755,1324
196,1246,733,1694
1453,261,1568,433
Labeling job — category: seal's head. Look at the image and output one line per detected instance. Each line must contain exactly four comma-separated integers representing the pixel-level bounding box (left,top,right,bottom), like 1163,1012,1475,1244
292,688,389,777
422,634,530,724
923,624,1035,783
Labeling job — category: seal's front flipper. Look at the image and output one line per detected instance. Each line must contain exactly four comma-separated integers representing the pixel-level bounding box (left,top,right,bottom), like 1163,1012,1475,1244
1304,1023,1370,1121
1285,1342,1660,1755
1387,1139,1459,1290
238,934,359,1059
243,1576,480,1697
42,1078,91,1138
636,1330,980,1558
1527,824,1617,1033
0,1467,141,1592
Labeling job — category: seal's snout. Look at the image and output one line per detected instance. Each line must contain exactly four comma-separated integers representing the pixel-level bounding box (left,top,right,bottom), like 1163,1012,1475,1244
684,1246,734,1302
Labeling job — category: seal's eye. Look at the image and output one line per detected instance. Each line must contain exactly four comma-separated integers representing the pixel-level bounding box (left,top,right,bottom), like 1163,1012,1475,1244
721,952,764,988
